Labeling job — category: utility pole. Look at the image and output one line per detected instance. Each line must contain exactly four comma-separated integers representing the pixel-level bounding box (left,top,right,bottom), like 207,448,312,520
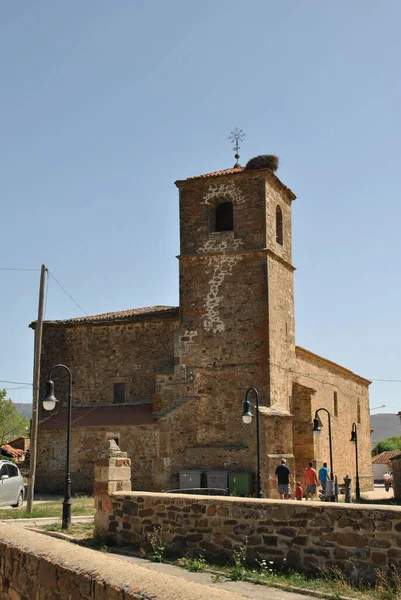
26,264,47,513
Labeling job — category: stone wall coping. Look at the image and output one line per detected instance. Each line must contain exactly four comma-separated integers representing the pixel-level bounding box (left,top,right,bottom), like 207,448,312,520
110,491,401,514
0,522,245,600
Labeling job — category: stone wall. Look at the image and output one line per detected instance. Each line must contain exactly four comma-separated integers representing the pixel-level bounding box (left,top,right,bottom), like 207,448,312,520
0,522,242,600
38,315,177,410
36,424,160,494
294,348,373,492
97,490,401,582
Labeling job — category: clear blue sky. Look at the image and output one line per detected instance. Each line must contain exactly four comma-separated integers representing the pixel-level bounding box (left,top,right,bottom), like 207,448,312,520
1,1,400,416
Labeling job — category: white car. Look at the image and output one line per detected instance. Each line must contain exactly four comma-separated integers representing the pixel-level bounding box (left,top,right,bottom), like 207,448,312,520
0,460,24,507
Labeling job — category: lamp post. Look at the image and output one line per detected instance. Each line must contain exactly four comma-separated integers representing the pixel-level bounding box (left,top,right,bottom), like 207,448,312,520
43,364,72,529
312,407,336,501
350,423,361,502
241,387,263,498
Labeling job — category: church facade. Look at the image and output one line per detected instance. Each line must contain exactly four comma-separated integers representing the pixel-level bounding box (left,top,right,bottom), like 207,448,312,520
33,157,373,497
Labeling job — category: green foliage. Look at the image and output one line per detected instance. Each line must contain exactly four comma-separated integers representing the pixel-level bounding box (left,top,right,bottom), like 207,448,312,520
177,555,207,572
148,526,167,562
374,436,401,454
0,389,30,445
230,541,248,581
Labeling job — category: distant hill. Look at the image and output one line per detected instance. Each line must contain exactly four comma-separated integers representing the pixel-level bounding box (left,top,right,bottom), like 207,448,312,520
370,413,400,447
13,403,32,420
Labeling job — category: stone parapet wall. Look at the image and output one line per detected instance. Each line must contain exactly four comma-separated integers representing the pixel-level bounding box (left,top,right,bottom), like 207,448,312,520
97,491,401,582
0,522,243,600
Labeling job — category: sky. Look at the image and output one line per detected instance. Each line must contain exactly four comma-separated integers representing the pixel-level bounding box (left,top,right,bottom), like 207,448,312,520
1,1,400,417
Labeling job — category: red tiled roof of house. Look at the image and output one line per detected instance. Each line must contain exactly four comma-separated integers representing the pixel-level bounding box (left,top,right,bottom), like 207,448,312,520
39,404,156,429
372,450,401,464
30,306,179,328
1,445,24,458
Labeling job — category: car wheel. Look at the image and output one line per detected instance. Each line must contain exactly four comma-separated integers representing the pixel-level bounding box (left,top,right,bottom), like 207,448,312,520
12,492,23,508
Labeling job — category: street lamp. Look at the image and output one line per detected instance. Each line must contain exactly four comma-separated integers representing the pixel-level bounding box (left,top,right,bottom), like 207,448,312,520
312,407,336,501
241,387,263,498
43,364,73,529
350,423,361,502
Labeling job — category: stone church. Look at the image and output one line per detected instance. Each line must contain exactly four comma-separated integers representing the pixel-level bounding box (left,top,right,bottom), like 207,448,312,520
33,155,373,497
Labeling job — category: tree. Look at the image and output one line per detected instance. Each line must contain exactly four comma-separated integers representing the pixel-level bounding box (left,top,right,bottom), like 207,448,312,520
373,436,401,454
0,389,30,446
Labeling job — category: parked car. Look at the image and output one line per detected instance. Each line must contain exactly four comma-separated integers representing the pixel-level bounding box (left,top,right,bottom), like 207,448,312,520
0,460,24,507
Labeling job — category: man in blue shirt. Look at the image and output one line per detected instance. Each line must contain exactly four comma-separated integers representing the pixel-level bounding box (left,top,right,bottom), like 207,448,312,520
319,462,329,493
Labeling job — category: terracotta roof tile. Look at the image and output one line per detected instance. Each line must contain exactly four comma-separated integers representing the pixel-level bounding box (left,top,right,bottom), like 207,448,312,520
1,445,24,457
39,404,156,429
187,167,246,179
175,165,296,200
372,450,401,464
31,306,179,328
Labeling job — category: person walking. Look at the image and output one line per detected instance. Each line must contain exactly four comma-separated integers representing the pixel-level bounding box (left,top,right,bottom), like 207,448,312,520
304,462,319,499
319,462,329,495
275,458,292,499
295,481,303,501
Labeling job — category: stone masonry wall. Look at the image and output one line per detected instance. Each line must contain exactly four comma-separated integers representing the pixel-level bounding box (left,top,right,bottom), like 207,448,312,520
36,424,160,494
294,349,373,492
98,490,401,582
39,316,177,409
0,522,242,600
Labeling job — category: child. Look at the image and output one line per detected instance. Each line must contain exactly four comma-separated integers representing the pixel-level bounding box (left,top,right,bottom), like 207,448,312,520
295,481,303,501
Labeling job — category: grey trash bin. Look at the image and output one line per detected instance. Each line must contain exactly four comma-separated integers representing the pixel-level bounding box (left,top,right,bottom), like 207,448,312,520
205,470,228,490
179,470,202,489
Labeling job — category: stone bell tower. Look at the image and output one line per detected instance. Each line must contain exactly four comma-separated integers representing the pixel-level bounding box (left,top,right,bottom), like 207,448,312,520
171,155,297,493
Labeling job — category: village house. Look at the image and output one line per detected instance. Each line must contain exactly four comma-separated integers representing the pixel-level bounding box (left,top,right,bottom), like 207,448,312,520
32,155,374,497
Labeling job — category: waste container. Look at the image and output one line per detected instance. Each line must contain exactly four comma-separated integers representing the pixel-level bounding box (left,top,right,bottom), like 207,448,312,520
179,470,202,489
229,472,252,496
205,470,228,490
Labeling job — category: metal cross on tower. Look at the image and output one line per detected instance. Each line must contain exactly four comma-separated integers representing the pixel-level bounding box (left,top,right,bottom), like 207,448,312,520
228,128,245,167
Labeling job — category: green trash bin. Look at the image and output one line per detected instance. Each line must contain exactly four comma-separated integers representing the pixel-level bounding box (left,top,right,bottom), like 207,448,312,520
228,472,252,496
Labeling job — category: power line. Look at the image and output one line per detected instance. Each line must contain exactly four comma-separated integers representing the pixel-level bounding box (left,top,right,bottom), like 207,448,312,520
0,267,40,272
0,379,32,385
48,270,89,316
370,378,401,383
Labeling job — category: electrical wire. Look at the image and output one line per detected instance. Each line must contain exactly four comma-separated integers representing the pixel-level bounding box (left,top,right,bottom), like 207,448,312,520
0,267,40,272
48,270,89,316
0,379,32,385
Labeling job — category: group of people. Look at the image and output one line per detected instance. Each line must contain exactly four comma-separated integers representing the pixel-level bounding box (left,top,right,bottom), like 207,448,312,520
274,458,330,500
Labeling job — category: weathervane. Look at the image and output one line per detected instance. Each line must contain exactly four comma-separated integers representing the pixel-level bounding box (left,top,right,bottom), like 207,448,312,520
228,128,245,167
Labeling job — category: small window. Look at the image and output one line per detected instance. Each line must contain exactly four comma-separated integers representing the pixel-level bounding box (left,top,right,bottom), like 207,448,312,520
357,399,361,424
215,202,233,232
276,205,283,245
333,391,338,417
113,383,126,404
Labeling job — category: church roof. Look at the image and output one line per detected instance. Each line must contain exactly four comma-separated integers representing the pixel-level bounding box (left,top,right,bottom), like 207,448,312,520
39,404,156,429
175,164,296,200
30,305,179,328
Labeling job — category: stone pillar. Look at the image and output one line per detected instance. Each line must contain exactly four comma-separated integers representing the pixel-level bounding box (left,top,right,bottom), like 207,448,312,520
392,455,401,500
94,439,131,534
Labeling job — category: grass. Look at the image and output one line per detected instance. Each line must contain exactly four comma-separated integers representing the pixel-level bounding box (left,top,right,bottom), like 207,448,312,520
0,495,95,520
38,521,94,539
174,558,399,600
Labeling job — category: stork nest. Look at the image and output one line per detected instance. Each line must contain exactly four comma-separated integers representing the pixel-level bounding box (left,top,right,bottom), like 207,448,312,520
245,154,279,172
